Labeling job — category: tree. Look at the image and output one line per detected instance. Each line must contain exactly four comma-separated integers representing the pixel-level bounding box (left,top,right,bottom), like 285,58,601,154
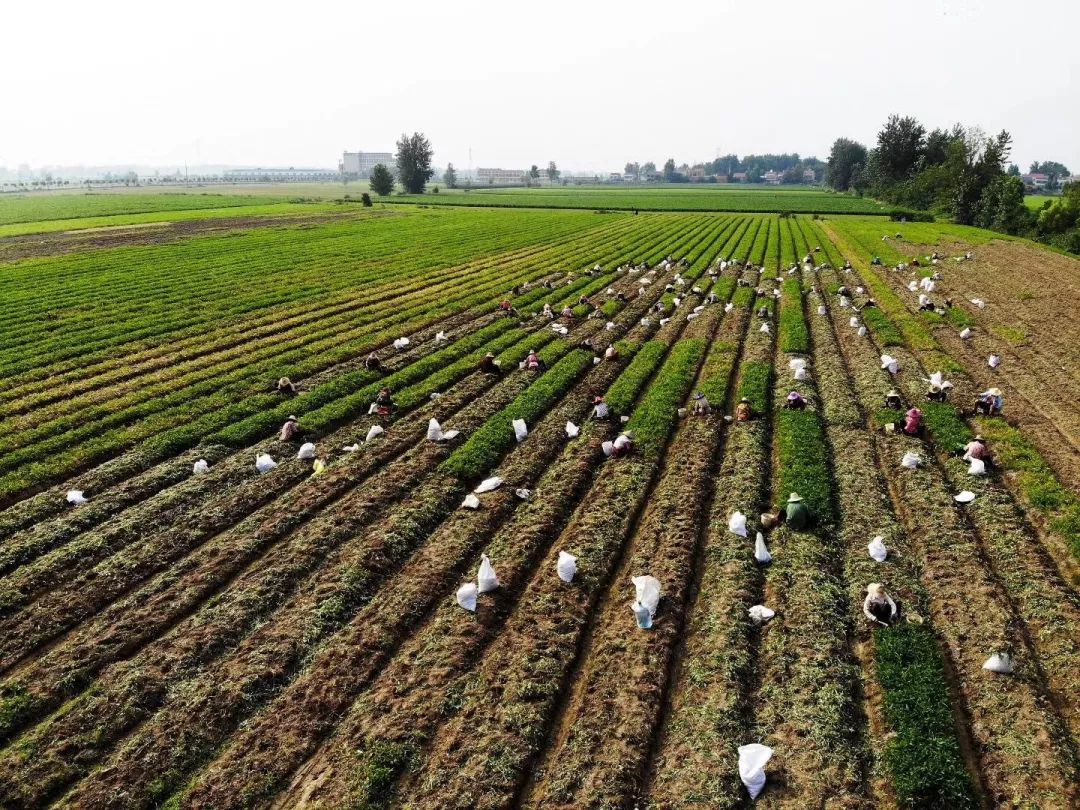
641,161,656,177
395,132,434,194
546,161,560,183
662,158,676,182
529,164,540,180
370,163,395,196
824,137,868,191
624,161,640,180
874,114,926,186
443,163,458,188
974,175,1031,234
1007,163,1020,176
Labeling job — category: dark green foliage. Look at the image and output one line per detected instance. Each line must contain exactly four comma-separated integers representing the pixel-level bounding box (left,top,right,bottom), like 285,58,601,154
779,279,809,353
626,339,705,458
605,341,667,415
369,165,394,196
394,132,434,194
921,402,972,453
774,409,832,523
861,307,904,346
736,362,771,414
875,624,978,808
361,193,373,207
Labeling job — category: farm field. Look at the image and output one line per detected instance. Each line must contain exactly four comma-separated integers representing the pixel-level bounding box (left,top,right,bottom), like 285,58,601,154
0,203,1078,809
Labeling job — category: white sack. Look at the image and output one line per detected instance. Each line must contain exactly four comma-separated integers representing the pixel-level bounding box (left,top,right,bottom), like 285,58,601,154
970,298,986,308
633,601,653,629
857,326,867,337
557,551,577,583
565,421,580,438
794,367,809,381
817,305,827,315
868,536,888,562
66,489,88,506
192,459,209,475
593,357,601,365
959,327,972,339
255,453,277,474
601,440,614,457
759,323,770,333
901,452,921,470
849,316,860,328
297,442,316,460
632,575,661,617
693,305,705,314
738,743,774,800
606,321,616,331
393,337,410,350
461,493,481,509
728,510,748,538
435,331,448,342
907,280,919,292
659,318,670,325
477,554,499,593
515,488,531,500
968,458,986,476
456,582,478,612
753,532,772,564
365,425,384,442
474,476,503,494
725,302,735,313
512,419,528,443
748,605,775,624
788,358,806,371
686,313,699,322
342,444,360,453
988,354,1001,369
983,652,1015,674
954,490,976,504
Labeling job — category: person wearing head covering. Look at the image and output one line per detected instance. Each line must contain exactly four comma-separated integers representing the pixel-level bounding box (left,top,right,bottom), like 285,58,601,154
862,298,878,309
275,376,298,395
279,415,301,442
964,434,993,467
499,299,519,318
974,388,1003,416
363,352,382,372
735,397,753,422
692,391,711,416
757,305,770,319
884,389,903,410
926,384,947,403
604,344,620,362
770,492,812,531
784,391,807,411
542,303,555,319
591,396,610,421
525,350,545,371
611,431,635,458
863,583,898,626
374,387,395,416
480,352,503,375
900,406,922,436
561,305,575,321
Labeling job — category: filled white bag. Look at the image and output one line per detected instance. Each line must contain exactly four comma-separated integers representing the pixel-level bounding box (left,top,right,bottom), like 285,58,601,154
393,337,410,350
857,326,867,337
686,313,699,322
477,554,499,593
632,575,661,618
365,425,384,442
606,321,615,331
849,316,860,328
641,318,651,327
759,323,770,334
557,551,577,583
868,536,888,562
659,318,670,326
880,354,898,373
817,304,827,315
435,330,448,343
456,582,478,612
753,532,772,564
918,294,929,307
66,489,88,506
255,453,277,474
725,302,735,313
474,476,503,494
342,443,360,453
427,418,459,442
297,442,316,460
907,280,919,292
901,452,921,470
794,367,809,381
738,743,774,800
839,296,850,308
954,490,976,504
515,488,531,499
788,358,806,371
512,418,528,443
982,652,1015,674
633,601,653,629
368,403,379,415
192,459,209,475
593,356,601,365
728,511,748,538
970,298,986,309
693,304,705,314
601,440,614,457
959,327,972,339
748,605,775,624
988,354,1001,369
968,458,986,476
565,421,580,438
855,286,865,295
461,493,481,509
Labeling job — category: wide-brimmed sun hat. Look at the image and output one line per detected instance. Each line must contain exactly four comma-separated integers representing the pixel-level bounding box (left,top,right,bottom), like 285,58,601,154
485,352,495,358
787,391,801,401
975,434,984,441
788,492,803,503
287,415,298,422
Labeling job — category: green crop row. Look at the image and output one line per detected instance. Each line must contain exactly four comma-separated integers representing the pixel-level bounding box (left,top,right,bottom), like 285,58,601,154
625,339,706,459
604,341,668,415
774,409,833,523
779,278,809,353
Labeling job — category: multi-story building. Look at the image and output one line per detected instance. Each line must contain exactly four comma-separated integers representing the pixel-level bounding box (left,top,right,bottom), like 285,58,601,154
222,167,339,182
341,151,394,178
476,167,527,185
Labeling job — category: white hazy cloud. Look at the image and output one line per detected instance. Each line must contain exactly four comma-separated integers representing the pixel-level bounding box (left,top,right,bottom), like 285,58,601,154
2,0,1077,172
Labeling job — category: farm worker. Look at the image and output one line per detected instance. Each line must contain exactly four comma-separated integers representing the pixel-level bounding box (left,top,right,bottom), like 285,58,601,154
784,391,807,411
543,303,555,319
707,291,720,304
735,397,753,422
611,431,635,458
280,415,301,442
863,583,899,626
862,298,878,309
884,389,903,411
871,256,883,266
901,407,922,436
480,352,502,375
604,345,620,362
276,376,298,395
374,387,395,416
836,285,851,298
926,384,948,404
757,305,770,319
592,396,610,421
692,392,710,416
964,435,993,467
770,492,811,531
500,300,519,318
561,305,575,320
974,388,1003,416
578,294,594,310
525,350,544,371
363,352,382,372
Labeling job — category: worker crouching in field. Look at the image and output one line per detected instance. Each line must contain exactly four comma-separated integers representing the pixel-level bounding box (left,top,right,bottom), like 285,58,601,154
926,384,948,404
964,434,993,468
606,431,635,458
275,376,298,395
524,350,546,372
735,397,753,422
691,392,711,416
784,391,807,411
884,389,903,411
973,388,1003,416
591,396,610,421
604,344,620,362
763,492,812,532
480,352,502,375
863,583,900,626
280,415,302,442
897,406,922,436
364,352,382,372
372,387,395,417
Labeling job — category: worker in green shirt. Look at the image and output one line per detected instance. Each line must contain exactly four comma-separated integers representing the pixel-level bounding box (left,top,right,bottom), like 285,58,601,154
764,492,812,532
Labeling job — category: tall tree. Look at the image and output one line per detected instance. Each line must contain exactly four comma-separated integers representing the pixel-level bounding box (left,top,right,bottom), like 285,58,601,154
874,114,926,185
370,164,394,196
624,161,640,179
529,164,540,180
1007,163,1020,176
662,158,676,182
395,132,434,194
1029,160,1071,188
546,161,560,182
824,137,868,191
641,161,656,177
443,163,457,188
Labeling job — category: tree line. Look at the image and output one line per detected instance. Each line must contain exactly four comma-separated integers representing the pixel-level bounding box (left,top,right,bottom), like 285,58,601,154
825,115,1079,253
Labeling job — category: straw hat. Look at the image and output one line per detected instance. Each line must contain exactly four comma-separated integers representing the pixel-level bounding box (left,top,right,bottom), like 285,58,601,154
286,415,298,422
986,388,1002,397
868,582,885,597
787,492,803,503
929,384,941,393
974,434,984,442
485,352,495,358
887,389,899,399
740,397,751,404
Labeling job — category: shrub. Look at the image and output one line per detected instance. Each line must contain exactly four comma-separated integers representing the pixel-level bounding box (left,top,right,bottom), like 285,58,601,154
361,193,372,207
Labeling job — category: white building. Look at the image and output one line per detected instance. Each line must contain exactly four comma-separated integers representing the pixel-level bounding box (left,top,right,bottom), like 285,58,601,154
477,167,526,185
342,151,393,178
223,167,339,182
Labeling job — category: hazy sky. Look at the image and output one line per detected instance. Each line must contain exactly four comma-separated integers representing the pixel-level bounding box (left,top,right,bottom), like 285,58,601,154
3,0,1077,173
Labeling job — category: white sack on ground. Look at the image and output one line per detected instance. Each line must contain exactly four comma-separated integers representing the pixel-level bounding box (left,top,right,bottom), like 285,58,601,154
738,743,774,800
901,452,921,470
748,605,775,624
759,323,770,333
970,298,986,308
983,652,1015,674
427,419,456,442
954,490,976,504
512,418,528,443
788,358,806,371
461,494,481,509
297,442,316,460
557,551,577,583
794,367,809,381
393,337,410,350
435,331,447,342
857,326,867,337
456,582,478,612
728,511,748,538
365,425,384,442
907,280,919,292
193,459,209,475
754,532,772,564
960,327,972,339
817,305,827,315
474,477,503,494
342,444,360,453
725,302,735,313
659,318,670,326
632,575,661,618
988,354,1001,369
477,554,499,593
66,490,88,506
515,488,531,500
255,453,277,474
565,421,580,438
606,321,615,330
868,536,888,562
849,316,860,328
968,458,986,476
601,440,614,457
